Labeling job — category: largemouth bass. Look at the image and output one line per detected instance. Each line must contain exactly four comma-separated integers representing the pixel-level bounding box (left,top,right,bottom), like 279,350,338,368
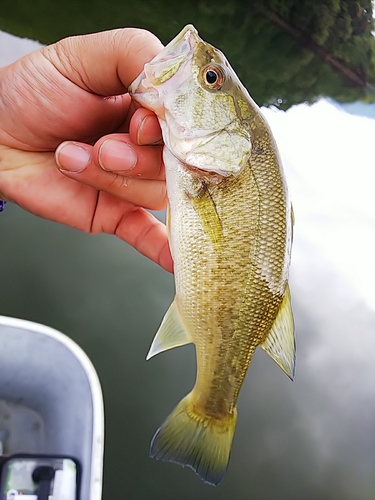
129,24,295,486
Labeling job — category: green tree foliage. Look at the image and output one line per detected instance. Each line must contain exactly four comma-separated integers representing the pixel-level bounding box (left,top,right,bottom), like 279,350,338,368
187,1,375,109
260,0,375,106
0,0,374,109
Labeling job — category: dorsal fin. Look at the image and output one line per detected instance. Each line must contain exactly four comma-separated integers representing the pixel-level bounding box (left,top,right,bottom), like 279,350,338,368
260,285,295,380
146,299,191,360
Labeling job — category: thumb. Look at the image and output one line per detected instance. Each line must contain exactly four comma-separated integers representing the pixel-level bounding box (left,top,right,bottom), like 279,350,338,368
0,29,163,150
42,28,164,95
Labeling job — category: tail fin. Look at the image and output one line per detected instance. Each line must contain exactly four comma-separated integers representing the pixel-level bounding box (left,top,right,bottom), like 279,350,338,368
150,393,237,486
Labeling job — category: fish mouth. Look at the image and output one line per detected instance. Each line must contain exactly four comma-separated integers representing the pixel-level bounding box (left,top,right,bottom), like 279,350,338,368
128,25,201,112
157,24,200,62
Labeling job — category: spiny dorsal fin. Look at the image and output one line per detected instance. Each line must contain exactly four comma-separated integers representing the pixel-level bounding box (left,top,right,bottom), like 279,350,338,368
146,299,191,360
260,285,295,380
291,203,295,243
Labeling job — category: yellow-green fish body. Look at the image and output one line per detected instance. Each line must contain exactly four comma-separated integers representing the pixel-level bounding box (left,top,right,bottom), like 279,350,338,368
129,25,295,486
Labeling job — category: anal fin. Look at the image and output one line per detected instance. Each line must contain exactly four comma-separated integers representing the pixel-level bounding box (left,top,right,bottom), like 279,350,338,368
260,285,296,380
147,299,191,360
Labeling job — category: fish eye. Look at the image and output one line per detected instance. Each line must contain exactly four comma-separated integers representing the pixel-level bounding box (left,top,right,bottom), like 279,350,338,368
202,65,225,90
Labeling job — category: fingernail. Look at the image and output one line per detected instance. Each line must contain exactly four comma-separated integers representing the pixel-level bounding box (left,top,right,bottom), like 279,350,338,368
137,115,163,145
56,143,91,173
98,139,137,172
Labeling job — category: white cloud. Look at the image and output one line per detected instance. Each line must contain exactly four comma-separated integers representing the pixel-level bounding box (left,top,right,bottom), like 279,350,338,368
262,100,375,312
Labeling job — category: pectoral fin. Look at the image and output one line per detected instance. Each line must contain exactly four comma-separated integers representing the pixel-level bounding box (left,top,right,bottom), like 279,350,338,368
146,299,191,360
260,285,295,380
189,183,223,249
166,202,171,239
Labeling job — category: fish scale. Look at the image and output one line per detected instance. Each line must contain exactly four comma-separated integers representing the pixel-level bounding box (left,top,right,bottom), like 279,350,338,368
129,24,295,485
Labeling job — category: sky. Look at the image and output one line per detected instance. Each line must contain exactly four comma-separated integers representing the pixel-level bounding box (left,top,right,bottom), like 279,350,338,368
0,30,42,65
1,28,374,498
1,28,373,312
262,101,375,313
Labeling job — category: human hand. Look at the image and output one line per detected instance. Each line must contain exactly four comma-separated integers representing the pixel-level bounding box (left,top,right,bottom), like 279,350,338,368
0,29,172,272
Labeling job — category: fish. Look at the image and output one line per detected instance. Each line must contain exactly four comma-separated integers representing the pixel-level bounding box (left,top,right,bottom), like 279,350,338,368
129,24,295,486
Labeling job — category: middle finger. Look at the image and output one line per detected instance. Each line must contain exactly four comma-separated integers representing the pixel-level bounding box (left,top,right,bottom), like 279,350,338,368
94,134,164,180
56,141,167,210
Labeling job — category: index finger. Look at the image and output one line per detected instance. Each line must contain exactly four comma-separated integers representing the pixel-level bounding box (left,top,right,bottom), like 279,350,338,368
43,28,163,96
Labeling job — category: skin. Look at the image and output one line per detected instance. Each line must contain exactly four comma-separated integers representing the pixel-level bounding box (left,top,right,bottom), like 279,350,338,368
0,29,173,272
